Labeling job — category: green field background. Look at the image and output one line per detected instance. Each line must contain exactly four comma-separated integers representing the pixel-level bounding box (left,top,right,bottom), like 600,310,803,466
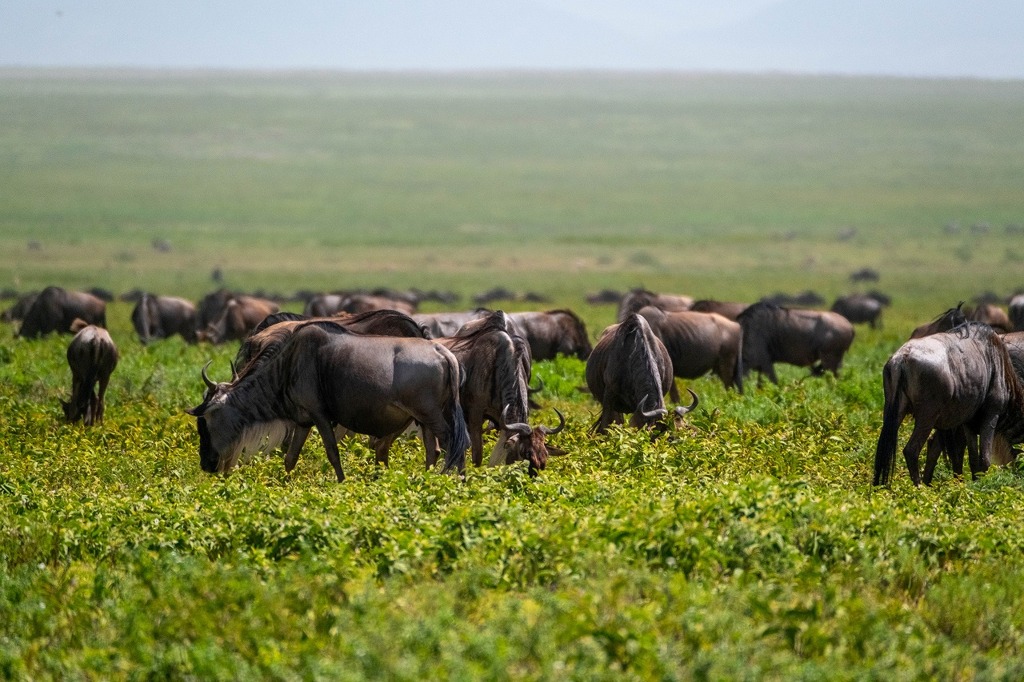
3,71,1024,679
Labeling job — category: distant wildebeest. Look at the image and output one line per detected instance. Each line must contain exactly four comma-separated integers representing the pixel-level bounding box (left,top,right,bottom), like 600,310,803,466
637,306,744,396
61,321,118,426
585,289,622,305
188,320,469,481
342,293,417,315
689,299,748,321
849,267,880,283
830,293,888,329
508,310,593,361
760,290,826,308
303,293,347,317
909,303,967,339
18,286,107,338
616,288,694,322
738,302,854,384
586,314,698,434
472,287,517,305
196,288,234,330
873,323,1024,486
414,310,490,339
965,302,1012,333
435,311,565,474
1,291,39,323
197,295,279,344
131,293,198,344
1009,294,1024,332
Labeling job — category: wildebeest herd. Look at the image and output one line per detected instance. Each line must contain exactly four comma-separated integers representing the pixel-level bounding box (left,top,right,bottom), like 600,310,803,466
8,283,1024,487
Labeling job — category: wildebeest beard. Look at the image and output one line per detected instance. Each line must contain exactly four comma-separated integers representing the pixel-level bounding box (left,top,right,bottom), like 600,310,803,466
194,379,293,474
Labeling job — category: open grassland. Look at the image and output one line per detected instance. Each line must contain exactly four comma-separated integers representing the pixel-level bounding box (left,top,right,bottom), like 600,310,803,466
2,71,1024,678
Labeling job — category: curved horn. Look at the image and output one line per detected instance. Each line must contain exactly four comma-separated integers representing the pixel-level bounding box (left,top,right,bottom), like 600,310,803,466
201,360,217,391
539,407,565,435
528,377,544,394
500,404,532,437
674,389,699,417
638,394,667,420
230,360,239,383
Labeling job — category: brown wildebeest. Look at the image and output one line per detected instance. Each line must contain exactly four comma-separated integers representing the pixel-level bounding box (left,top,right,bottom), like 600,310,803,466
188,320,469,481
198,295,279,344
1,291,39,323
196,288,234,330
131,293,198,344
62,321,118,426
413,309,490,339
873,323,1024,486
508,309,592,361
637,306,744,396
616,288,693,322
966,302,1012,333
909,303,968,339
689,299,748,321
434,311,565,473
586,314,698,434
737,302,854,384
18,286,107,338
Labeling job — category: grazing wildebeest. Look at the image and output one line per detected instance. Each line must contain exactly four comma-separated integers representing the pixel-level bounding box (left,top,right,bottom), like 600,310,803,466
61,321,118,426
197,295,279,344
737,302,854,384
586,314,698,434
1,291,39,323
616,288,694,322
413,310,490,339
18,286,107,338
1009,294,1024,332
188,321,469,481
304,294,347,317
338,293,417,316
966,302,1012,333
131,293,198,344
909,303,968,339
508,309,592,361
638,306,744,396
196,288,234,330
873,323,1024,486
689,299,748,321
830,293,887,329
433,311,565,473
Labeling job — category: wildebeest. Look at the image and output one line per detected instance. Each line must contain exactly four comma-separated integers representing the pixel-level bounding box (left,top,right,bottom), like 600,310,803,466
909,303,968,339
61,321,118,426
197,295,280,344
830,293,888,329
689,299,748,321
637,306,744,396
433,311,565,473
196,288,234,330
965,302,1012,333
413,310,490,339
508,310,592,361
131,293,198,344
738,302,854,384
18,286,107,338
188,320,469,481
616,288,693,322
873,323,1024,486
1009,294,1024,332
586,314,698,433
1,291,39,323
331,293,417,316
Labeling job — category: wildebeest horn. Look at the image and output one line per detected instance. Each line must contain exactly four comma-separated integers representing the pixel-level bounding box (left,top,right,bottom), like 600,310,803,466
230,360,239,383
528,377,544,394
500,404,532,437
539,407,565,435
201,360,217,391
638,394,668,420
674,389,699,417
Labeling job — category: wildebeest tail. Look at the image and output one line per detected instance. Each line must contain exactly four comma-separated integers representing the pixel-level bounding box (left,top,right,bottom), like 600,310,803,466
440,352,470,474
872,359,904,486
733,332,745,394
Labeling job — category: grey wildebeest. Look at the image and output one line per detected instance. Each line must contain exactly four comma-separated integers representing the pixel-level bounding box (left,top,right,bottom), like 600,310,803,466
198,295,279,344
18,286,107,338
586,314,698,434
689,299,748,321
508,309,592,361
1,291,39,323
188,320,469,481
616,288,694,323
306,293,416,317
873,323,1024,486
637,306,744,396
61,321,118,426
196,288,234,330
434,311,565,474
830,293,888,329
1008,294,1024,332
131,293,198,344
413,309,490,339
737,302,854,384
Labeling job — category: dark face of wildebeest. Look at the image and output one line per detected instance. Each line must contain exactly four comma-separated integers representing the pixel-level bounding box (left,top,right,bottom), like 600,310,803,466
497,406,567,476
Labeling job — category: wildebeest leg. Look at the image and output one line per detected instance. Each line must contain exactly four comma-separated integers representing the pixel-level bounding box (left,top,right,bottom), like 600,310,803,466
946,428,966,477
313,418,345,482
902,418,935,486
370,433,399,467
468,408,485,467
975,410,1001,476
922,431,945,485
96,372,111,424
420,426,440,469
668,380,680,403
283,426,311,473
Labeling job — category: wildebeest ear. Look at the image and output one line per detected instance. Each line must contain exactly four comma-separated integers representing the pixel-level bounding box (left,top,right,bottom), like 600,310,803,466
185,404,206,417
546,446,568,457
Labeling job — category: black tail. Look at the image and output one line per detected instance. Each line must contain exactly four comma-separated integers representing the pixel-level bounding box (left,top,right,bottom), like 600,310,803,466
440,353,470,474
872,360,904,485
733,333,745,394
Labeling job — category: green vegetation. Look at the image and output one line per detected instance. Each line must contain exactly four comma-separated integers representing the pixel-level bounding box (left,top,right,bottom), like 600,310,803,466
2,71,1024,678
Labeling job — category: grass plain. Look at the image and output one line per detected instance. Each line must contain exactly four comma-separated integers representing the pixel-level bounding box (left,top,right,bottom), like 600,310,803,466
2,70,1024,679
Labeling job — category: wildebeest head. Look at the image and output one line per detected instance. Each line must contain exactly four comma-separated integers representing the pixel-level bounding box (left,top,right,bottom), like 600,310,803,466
497,405,567,476
631,388,699,434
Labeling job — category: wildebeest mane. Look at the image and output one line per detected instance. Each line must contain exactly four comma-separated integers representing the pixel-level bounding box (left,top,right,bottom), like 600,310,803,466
446,311,512,353
250,311,309,336
622,314,664,409
336,309,430,338
235,319,353,380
